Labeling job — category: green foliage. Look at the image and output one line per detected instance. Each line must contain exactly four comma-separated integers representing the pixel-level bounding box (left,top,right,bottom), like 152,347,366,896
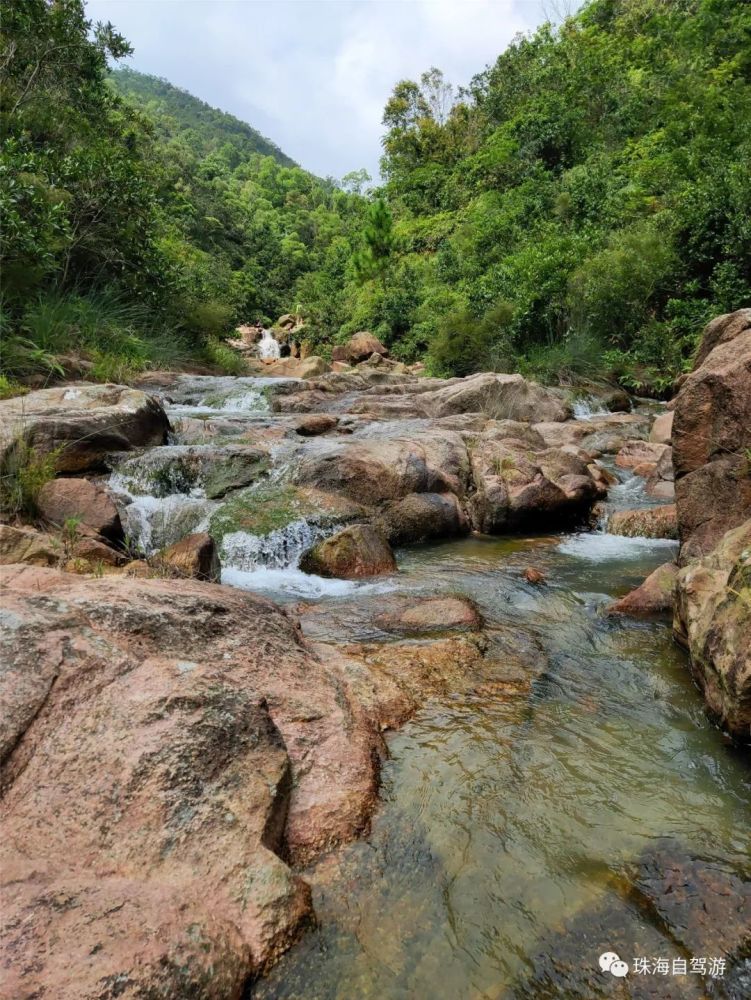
0,440,59,518
202,337,247,375
3,0,750,389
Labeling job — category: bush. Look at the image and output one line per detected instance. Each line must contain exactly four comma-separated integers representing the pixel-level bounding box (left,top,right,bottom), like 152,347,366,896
201,337,246,374
428,302,514,377
0,440,59,518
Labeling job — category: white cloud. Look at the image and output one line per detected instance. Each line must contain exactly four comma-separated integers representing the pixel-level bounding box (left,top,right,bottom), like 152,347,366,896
85,0,556,178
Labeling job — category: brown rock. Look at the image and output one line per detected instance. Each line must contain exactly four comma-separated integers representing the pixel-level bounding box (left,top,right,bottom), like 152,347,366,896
523,567,546,585
331,361,354,373
295,414,339,437
614,439,670,470
649,409,674,444
692,307,751,369
377,492,469,545
645,446,675,500
672,314,751,558
675,454,751,561
36,476,122,541
0,383,170,473
534,412,650,454
295,432,470,505
0,524,59,566
608,505,678,539
423,372,571,422
71,536,125,566
469,438,599,533
158,531,220,581
266,356,329,379
300,524,396,578
332,332,388,364
674,519,751,739
606,561,677,615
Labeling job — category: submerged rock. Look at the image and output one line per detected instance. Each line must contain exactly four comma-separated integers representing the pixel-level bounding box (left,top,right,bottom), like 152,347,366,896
300,524,396,578
674,519,751,740
0,383,169,473
374,595,482,634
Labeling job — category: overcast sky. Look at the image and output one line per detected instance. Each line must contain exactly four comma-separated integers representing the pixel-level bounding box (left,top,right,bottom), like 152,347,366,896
86,0,573,180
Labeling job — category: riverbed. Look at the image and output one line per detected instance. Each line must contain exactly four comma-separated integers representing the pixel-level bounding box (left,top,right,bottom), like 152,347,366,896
114,375,750,999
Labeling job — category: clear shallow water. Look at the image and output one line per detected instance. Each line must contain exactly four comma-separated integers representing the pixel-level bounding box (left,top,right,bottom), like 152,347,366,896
254,534,749,1000
114,377,749,997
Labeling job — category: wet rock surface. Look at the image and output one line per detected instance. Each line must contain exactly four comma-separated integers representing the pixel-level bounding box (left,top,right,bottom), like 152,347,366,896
608,505,677,540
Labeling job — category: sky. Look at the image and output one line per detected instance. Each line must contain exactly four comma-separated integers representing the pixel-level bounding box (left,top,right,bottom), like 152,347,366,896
86,0,574,180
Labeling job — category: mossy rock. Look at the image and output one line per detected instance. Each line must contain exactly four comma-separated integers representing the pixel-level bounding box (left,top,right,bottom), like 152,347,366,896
208,482,368,543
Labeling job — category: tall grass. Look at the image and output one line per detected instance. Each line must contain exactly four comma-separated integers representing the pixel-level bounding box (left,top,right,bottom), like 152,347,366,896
1,289,194,382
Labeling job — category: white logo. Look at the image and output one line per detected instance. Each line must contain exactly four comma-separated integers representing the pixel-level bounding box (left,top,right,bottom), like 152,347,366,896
599,952,629,978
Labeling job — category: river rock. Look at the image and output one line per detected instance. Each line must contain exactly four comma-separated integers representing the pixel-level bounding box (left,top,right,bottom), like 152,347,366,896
266,356,329,379
0,523,59,566
615,439,670,471
294,432,471,505
112,444,268,500
533,411,650,455
36,476,122,541
158,531,220,581
422,372,571,422
295,414,339,436
606,561,677,615
0,384,170,473
468,438,600,533
374,596,482,634
692,306,751,368
674,519,751,739
71,535,125,567
645,447,675,499
649,410,673,444
672,311,751,560
608,505,678,539
300,524,396,578
332,332,388,364
377,491,469,545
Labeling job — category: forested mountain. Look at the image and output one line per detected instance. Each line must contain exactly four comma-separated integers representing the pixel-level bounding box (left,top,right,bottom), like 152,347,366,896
110,68,296,167
1,0,749,394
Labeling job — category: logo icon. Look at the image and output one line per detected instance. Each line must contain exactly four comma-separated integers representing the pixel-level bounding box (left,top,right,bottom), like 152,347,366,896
599,952,629,978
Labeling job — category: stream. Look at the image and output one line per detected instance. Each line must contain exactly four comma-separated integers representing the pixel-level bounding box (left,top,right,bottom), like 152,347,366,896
113,376,750,999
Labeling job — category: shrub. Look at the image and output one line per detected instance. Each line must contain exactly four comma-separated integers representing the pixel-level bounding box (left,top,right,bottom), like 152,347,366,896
0,440,59,518
202,337,246,375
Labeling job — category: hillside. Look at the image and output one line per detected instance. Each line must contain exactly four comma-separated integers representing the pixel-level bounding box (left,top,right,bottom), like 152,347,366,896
110,67,297,168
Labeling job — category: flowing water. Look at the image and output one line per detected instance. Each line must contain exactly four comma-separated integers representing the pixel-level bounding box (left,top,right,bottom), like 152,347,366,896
114,377,749,998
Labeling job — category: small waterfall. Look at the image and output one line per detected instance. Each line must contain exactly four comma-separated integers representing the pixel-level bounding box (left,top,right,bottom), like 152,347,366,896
572,395,609,420
220,520,331,573
258,328,281,361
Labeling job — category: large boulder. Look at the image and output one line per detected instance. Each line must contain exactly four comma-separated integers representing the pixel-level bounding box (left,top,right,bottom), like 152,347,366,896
0,384,170,473
674,519,751,740
468,437,600,533
672,310,751,559
300,524,396,578
294,432,471,505
614,439,670,471
421,372,571,422
692,307,751,368
608,505,678,539
112,444,269,500
331,332,388,364
533,411,650,455
377,492,469,545
0,566,539,995
36,476,122,541
265,356,328,379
